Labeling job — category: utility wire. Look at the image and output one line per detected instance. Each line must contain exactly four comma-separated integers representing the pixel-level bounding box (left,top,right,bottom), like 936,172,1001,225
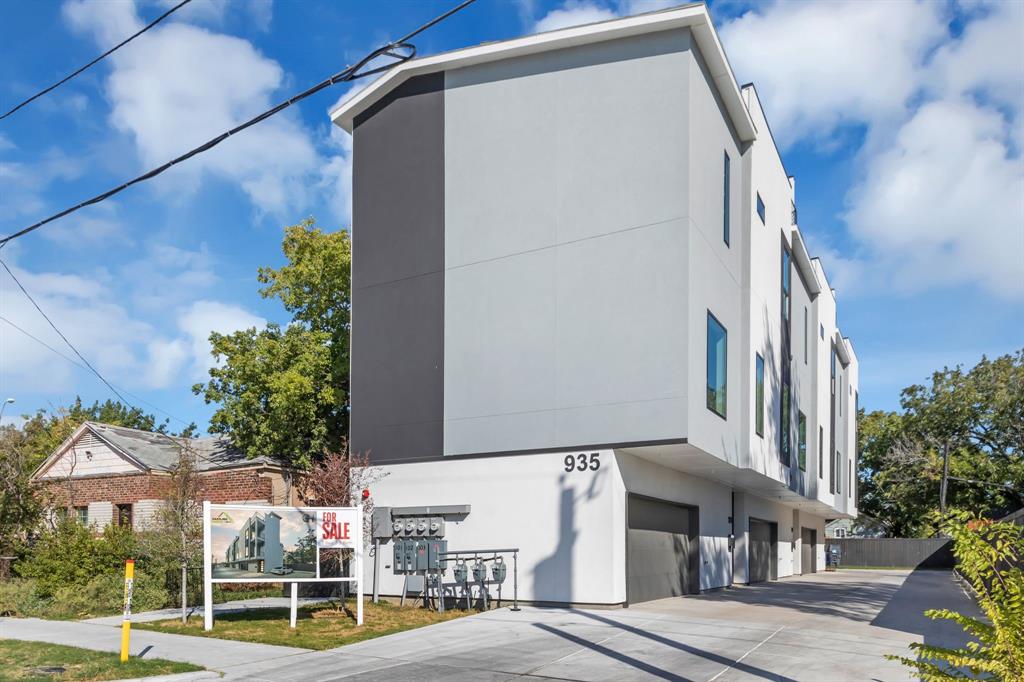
0,0,477,249
0,313,193,430
0,258,133,407
0,261,216,463
0,0,194,122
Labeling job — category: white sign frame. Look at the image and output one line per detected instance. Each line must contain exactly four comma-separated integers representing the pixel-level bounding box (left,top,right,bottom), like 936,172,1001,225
202,502,363,629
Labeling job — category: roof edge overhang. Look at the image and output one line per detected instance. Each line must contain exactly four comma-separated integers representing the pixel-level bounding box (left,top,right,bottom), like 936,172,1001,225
790,229,822,297
834,330,852,367
330,3,757,141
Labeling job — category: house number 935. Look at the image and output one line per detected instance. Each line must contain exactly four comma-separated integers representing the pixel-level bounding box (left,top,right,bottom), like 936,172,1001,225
564,452,600,472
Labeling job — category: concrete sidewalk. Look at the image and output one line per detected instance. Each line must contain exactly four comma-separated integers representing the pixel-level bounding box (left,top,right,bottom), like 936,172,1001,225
85,596,328,625
0,617,310,670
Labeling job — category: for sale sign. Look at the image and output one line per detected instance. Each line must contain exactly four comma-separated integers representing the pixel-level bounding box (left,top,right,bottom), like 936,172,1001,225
317,509,358,549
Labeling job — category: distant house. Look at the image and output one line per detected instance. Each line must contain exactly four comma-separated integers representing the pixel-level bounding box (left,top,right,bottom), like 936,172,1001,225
825,515,887,539
31,421,297,531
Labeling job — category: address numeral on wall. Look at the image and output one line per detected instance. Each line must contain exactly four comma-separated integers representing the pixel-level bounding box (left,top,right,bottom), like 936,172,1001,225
564,452,600,472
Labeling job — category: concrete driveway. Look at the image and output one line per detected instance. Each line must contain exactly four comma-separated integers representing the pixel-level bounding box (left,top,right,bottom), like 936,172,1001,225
222,568,978,681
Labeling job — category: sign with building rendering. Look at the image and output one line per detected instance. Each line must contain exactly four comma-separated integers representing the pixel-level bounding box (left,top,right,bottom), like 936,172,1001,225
202,503,364,629
203,504,362,583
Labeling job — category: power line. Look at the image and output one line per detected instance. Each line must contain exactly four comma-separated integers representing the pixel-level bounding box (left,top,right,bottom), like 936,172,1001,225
0,0,477,249
0,262,214,462
0,258,133,407
1,0,194,122
0,313,193,430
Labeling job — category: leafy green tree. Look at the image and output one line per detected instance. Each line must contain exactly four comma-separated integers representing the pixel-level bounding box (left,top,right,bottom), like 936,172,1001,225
194,219,351,469
0,426,43,558
889,510,1023,680
857,351,1024,537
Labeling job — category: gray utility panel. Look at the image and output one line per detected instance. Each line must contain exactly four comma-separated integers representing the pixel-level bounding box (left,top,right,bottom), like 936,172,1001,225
801,527,817,575
626,494,699,603
749,518,778,584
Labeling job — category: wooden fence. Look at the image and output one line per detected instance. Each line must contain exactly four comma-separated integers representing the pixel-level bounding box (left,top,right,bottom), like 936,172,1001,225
829,537,954,569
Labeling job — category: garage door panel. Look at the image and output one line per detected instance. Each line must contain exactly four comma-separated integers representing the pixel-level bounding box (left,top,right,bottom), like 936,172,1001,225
627,496,697,603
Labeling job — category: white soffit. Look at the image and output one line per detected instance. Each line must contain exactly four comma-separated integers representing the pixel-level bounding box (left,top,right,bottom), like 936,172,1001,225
834,330,852,367
790,229,822,296
330,3,757,141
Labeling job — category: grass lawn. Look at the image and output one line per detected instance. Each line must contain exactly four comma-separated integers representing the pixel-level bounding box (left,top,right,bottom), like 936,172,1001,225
136,599,471,650
0,639,202,681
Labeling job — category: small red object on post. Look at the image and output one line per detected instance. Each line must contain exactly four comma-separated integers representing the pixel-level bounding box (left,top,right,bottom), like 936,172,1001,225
361,489,370,500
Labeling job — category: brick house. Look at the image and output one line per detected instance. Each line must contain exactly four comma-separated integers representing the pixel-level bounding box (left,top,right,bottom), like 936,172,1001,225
32,422,297,530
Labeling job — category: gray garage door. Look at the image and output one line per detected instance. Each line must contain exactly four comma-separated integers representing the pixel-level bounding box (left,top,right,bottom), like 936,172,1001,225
627,495,698,603
801,527,817,574
749,518,777,583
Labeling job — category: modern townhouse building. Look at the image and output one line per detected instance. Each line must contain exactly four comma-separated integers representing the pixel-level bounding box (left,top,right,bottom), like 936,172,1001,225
331,3,858,605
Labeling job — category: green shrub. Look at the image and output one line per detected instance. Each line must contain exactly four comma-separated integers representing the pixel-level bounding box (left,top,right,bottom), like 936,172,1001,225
49,570,169,620
17,520,140,598
889,510,1024,681
0,578,48,617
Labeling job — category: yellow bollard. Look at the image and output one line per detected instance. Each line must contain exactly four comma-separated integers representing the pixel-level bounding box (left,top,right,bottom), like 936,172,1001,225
120,559,135,663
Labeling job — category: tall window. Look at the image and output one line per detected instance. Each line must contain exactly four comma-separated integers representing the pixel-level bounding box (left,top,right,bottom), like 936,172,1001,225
75,506,88,524
723,151,731,246
780,239,792,465
781,381,791,465
756,193,766,224
836,451,842,496
755,353,764,437
818,426,824,479
803,307,808,364
782,248,792,330
706,312,727,418
830,344,837,494
798,411,807,471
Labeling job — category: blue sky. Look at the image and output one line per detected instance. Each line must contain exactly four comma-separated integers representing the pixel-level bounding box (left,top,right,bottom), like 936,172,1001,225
1,0,1021,434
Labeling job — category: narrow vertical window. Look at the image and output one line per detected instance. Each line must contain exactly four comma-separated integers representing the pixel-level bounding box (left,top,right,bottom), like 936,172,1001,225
723,151,731,246
820,323,824,340
803,307,808,364
756,193,766,224
706,312,727,418
780,381,790,465
798,411,807,471
818,426,824,479
755,353,764,437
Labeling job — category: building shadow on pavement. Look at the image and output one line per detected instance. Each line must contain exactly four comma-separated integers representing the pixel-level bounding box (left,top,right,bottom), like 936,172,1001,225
542,609,795,682
680,572,903,623
870,568,982,650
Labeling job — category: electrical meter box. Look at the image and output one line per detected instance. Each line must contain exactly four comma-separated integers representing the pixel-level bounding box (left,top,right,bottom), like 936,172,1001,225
371,507,392,539
393,539,419,574
492,558,507,584
415,541,429,571
427,539,448,571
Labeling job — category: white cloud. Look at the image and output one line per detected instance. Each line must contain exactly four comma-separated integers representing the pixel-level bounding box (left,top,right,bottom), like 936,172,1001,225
175,299,265,377
719,0,1024,300
0,253,263,394
534,1,618,33
844,99,1024,297
718,1,947,148
63,0,315,216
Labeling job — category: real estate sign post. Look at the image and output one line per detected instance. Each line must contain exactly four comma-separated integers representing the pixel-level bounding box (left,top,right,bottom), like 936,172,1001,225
202,502,363,630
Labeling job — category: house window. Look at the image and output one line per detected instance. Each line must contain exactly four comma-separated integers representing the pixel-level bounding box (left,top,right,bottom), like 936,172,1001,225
75,506,88,524
803,307,808,364
835,528,847,538
756,193,766,224
723,151,731,246
116,504,133,528
818,426,824,479
706,312,727,419
798,411,807,471
755,353,765,437
836,451,842,496
781,381,791,465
